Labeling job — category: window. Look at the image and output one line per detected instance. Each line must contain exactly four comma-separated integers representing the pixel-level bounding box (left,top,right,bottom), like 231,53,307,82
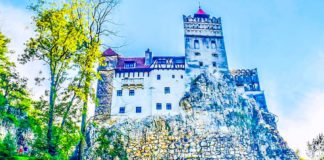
117,90,122,96
158,59,166,64
119,107,125,113
194,40,199,49
124,61,136,68
212,62,217,67
195,52,201,56
181,75,184,79
199,62,203,67
156,103,162,110
136,106,142,113
212,53,218,58
129,90,135,96
157,75,161,80
211,40,216,49
164,87,170,94
172,75,175,78
166,103,172,110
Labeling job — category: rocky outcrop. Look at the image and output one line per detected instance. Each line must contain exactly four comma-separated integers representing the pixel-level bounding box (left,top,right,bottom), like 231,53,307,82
87,73,297,159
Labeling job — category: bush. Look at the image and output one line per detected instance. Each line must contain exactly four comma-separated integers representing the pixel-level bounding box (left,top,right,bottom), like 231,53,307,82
0,132,17,157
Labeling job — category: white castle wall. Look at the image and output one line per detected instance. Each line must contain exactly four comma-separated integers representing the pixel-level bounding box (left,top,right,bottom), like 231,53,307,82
111,70,185,118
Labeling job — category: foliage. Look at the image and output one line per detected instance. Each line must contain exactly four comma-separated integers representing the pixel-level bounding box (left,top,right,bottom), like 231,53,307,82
22,0,87,156
307,133,324,159
0,132,17,157
94,128,127,159
1,0,119,158
0,32,37,159
295,149,306,160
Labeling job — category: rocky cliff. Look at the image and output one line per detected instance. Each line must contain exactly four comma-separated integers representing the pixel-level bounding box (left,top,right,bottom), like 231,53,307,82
87,72,298,159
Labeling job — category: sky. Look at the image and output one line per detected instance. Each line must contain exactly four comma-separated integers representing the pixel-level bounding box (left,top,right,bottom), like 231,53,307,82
1,0,324,157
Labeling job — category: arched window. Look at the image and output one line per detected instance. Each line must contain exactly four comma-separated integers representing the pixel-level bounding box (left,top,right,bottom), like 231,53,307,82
194,40,200,49
211,40,216,49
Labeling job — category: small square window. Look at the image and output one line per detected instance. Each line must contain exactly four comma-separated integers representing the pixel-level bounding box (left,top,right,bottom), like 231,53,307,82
129,90,135,96
119,107,125,113
164,87,170,94
136,106,141,113
199,62,203,67
212,53,218,58
212,62,217,67
156,103,162,110
172,75,175,78
157,75,161,80
166,103,172,110
117,90,122,96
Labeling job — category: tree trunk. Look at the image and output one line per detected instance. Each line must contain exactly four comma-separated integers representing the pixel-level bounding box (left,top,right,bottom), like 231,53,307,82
77,76,90,160
48,73,57,156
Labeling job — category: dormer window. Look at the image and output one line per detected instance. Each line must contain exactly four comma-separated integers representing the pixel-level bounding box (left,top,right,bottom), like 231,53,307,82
211,40,216,49
124,61,136,68
194,40,200,49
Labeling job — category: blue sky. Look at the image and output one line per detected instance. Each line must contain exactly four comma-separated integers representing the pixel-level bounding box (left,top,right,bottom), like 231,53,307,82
1,0,324,157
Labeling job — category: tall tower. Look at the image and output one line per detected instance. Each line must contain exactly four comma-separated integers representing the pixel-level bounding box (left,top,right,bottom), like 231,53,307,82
183,6,229,81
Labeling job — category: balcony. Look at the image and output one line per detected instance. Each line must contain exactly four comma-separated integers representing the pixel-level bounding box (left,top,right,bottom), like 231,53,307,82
121,78,144,89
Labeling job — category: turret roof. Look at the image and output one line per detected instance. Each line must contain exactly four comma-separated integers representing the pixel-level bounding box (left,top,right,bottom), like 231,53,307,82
103,48,118,56
194,6,210,18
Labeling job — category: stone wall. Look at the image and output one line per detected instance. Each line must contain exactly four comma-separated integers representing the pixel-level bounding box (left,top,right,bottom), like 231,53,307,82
95,70,114,120
88,73,297,160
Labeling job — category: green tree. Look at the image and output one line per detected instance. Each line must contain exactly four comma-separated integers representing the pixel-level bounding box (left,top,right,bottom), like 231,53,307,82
21,1,86,156
0,32,31,115
0,132,17,158
60,1,119,159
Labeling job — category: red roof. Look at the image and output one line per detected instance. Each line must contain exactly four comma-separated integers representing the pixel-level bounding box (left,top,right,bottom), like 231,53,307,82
116,57,150,69
196,8,206,15
103,48,118,56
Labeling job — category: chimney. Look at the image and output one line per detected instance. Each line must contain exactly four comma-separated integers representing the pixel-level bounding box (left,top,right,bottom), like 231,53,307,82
145,48,152,65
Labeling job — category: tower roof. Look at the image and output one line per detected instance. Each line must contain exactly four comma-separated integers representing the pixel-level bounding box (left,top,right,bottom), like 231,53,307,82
196,8,206,15
103,48,118,56
194,6,210,18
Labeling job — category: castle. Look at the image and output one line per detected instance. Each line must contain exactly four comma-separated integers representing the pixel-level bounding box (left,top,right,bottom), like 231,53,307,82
95,7,268,119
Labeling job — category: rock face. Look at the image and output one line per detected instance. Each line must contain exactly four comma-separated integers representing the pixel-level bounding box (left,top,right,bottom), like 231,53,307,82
87,73,297,159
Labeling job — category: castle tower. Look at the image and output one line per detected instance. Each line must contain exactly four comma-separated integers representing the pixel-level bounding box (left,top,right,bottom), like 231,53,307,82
183,6,229,82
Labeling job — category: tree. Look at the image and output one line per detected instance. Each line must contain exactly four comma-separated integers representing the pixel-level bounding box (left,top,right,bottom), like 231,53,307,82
0,132,17,158
0,32,30,113
307,133,324,160
63,1,119,159
21,1,86,156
